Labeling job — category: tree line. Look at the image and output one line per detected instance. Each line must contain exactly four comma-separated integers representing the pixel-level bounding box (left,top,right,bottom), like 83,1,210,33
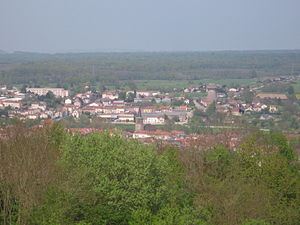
1,51,300,90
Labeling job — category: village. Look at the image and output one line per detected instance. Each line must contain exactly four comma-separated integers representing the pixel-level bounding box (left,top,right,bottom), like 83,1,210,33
0,75,299,148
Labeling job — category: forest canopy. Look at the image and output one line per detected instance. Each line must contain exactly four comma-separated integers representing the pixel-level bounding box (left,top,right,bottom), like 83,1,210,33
0,123,299,225
0,50,300,88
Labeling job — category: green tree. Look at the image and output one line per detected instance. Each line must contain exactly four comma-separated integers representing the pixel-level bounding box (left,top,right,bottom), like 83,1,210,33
126,92,136,102
20,84,28,93
119,92,126,100
287,86,295,95
32,132,191,225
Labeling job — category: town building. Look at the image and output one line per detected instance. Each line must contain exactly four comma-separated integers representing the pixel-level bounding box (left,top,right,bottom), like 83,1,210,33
26,88,69,98
256,93,288,100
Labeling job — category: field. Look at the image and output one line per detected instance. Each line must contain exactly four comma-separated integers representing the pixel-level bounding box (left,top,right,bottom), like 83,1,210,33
133,78,256,90
292,79,300,94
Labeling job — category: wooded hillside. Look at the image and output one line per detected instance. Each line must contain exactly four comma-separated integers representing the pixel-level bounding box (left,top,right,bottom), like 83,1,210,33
0,123,299,225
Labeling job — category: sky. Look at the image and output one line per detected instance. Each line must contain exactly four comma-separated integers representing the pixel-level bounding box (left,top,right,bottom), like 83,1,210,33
0,0,299,53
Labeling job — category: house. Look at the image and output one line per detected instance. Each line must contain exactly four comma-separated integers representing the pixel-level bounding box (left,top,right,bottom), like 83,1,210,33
184,99,190,104
72,110,81,119
252,100,260,105
97,114,118,121
13,92,26,99
27,114,38,120
141,106,157,113
161,97,172,104
133,131,152,139
0,100,21,109
115,113,135,123
65,99,72,104
134,97,153,103
184,87,195,93
62,104,77,114
125,106,140,114
53,111,63,119
40,113,49,119
261,104,268,110
103,106,125,114
177,105,188,111
101,98,112,106
169,113,189,123
133,130,171,140
154,98,162,104
256,93,288,100
31,102,47,111
73,98,84,107
81,106,103,115
88,102,100,107
217,93,226,98
136,91,160,97
143,116,165,125
102,91,119,100
82,97,91,104
229,88,238,92
45,110,55,118
231,108,242,116
244,105,253,113
269,105,278,113
200,98,212,107
26,88,69,97
112,100,125,106
158,106,172,112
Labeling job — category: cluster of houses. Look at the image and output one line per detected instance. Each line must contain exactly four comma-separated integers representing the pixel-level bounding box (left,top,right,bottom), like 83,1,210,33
66,126,242,150
0,86,24,109
215,99,280,116
195,84,287,120
0,86,192,125
0,74,296,125
0,87,70,120
62,90,192,125
260,76,295,83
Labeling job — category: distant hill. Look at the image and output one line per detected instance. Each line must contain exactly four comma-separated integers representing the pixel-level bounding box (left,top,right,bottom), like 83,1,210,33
0,49,7,54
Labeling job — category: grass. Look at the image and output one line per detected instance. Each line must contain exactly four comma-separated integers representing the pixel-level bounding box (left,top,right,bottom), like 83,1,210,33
200,78,257,86
15,78,256,93
133,80,200,90
292,79,300,94
133,79,256,90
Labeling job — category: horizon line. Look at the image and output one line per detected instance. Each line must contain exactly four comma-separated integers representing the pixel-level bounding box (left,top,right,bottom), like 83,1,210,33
1,48,300,55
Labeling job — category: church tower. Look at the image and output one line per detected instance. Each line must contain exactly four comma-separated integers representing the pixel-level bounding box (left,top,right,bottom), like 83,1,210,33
135,107,144,132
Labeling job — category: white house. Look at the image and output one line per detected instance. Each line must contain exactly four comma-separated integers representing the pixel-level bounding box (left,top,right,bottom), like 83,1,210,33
143,116,165,125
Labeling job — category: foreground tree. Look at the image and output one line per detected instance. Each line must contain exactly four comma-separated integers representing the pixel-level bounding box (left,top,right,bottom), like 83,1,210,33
31,132,203,225
182,132,300,225
0,123,64,225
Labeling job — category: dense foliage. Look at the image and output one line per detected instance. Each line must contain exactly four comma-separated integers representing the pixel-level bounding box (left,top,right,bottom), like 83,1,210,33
0,123,299,225
1,51,300,91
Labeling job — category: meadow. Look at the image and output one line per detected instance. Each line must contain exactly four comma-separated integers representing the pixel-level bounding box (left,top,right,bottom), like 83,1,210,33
133,78,256,90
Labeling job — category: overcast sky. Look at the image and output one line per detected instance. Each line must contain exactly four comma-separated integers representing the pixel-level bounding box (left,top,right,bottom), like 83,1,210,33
0,0,299,53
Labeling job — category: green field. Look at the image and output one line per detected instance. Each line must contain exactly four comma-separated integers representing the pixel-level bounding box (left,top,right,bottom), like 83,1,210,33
133,79,256,90
15,78,257,93
292,79,300,94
